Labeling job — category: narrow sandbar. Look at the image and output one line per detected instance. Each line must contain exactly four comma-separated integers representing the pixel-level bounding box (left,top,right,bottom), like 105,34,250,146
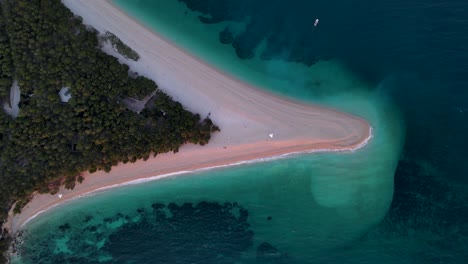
5,0,372,233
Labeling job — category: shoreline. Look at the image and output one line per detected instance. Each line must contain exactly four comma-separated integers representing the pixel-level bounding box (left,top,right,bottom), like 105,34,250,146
19,126,373,232
4,0,372,234
17,126,374,231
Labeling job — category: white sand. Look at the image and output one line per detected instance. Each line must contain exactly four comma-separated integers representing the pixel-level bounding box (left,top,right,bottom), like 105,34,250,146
4,0,372,233
3,80,20,118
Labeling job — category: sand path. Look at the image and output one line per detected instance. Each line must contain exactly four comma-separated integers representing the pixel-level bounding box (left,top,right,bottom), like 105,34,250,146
2,80,20,118
4,0,371,233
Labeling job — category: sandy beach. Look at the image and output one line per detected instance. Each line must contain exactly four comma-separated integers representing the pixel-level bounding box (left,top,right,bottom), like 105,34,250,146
4,0,372,233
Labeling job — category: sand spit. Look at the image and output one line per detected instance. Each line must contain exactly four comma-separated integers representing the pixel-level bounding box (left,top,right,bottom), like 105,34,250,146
4,0,371,233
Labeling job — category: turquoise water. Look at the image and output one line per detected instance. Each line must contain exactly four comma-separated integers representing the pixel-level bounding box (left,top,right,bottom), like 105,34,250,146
16,119,402,263
12,1,408,263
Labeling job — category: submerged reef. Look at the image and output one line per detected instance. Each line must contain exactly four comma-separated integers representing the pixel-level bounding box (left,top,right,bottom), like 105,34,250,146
256,242,290,264
179,0,323,66
17,201,256,263
104,202,254,263
314,160,468,263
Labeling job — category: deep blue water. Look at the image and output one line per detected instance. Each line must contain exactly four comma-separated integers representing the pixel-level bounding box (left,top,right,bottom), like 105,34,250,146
178,0,468,179
15,0,468,263
130,0,468,262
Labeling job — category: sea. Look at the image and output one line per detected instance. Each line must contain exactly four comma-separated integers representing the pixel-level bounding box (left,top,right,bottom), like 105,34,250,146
13,0,468,263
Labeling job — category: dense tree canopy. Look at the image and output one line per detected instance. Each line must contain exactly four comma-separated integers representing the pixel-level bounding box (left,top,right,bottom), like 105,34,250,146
0,0,219,260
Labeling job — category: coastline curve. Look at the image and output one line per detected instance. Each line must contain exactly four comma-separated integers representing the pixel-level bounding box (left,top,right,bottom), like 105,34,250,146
4,0,373,236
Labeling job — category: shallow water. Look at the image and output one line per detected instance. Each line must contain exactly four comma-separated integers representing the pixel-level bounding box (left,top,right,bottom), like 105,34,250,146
15,0,468,263
15,112,402,263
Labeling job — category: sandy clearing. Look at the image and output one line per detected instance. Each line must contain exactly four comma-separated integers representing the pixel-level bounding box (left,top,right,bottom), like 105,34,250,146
2,80,20,118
